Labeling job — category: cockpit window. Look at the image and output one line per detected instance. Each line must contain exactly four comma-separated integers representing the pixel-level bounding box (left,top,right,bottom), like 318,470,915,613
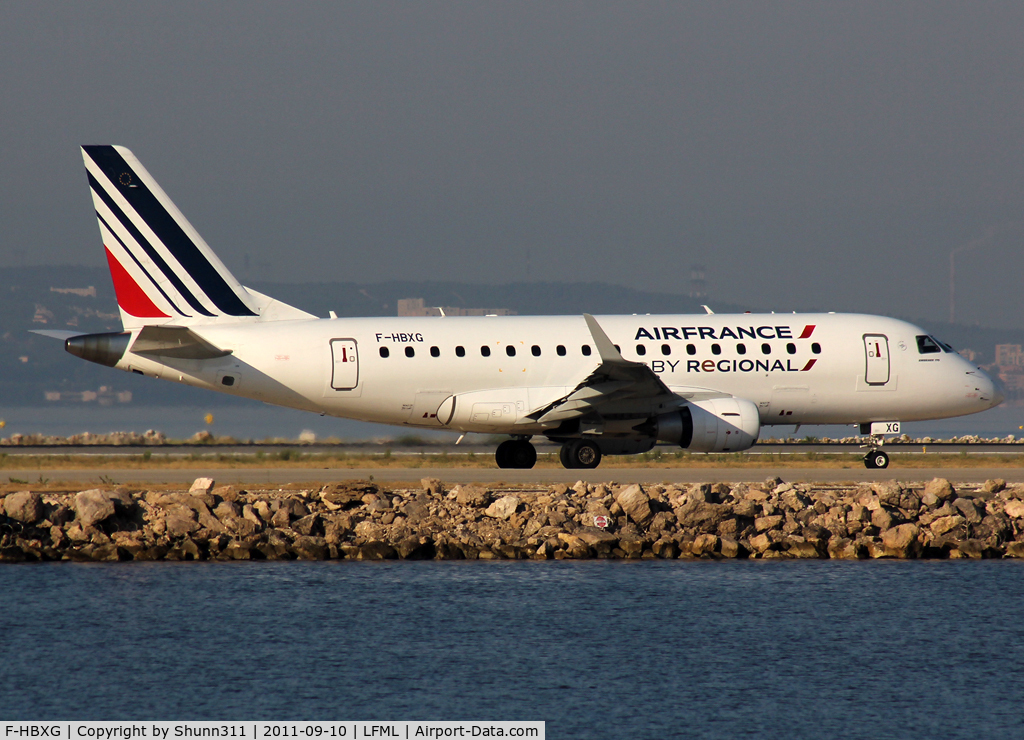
935,338,956,353
916,335,941,354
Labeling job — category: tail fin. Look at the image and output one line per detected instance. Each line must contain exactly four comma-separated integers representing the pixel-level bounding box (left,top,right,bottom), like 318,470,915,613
82,145,311,328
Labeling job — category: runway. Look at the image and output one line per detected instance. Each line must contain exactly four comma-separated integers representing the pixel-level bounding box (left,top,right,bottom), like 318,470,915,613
6,466,1024,487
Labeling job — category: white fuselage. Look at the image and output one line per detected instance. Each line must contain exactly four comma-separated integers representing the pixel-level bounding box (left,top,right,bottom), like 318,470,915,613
112,312,1000,433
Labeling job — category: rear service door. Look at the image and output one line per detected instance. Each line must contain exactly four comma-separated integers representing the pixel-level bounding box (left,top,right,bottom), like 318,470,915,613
863,334,890,385
330,339,359,390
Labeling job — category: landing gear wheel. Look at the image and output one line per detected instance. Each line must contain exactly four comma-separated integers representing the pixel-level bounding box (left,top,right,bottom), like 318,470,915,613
560,439,602,469
864,450,889,469
495,440,537,469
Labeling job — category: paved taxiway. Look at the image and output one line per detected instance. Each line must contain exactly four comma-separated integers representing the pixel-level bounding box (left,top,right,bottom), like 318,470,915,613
6,467,1024,486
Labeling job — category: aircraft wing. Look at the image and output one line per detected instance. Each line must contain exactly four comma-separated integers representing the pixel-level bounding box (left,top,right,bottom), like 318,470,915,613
521,314,685,426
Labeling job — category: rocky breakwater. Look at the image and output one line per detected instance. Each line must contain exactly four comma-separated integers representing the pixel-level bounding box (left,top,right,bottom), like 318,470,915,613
3,476,1024,562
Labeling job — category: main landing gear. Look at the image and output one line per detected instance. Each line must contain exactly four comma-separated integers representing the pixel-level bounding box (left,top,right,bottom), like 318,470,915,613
559,439,602,469
495,439,537,469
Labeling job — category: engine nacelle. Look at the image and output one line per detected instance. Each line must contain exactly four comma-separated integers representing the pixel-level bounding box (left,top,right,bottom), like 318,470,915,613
653,397,760,452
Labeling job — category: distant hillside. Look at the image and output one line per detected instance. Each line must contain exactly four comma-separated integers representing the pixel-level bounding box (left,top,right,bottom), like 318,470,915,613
1,265,1019,407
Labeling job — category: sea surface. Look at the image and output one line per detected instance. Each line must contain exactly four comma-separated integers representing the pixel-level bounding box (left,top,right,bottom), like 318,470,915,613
1,561,1023,738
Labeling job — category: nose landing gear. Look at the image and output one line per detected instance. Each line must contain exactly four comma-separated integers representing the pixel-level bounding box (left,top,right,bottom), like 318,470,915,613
864,449,890,469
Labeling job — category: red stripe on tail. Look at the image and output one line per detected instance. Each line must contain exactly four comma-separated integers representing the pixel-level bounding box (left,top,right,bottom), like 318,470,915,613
799,325,816,339
105,247,169,318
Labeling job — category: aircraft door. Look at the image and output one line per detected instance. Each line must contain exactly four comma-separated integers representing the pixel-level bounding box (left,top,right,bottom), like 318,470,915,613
330,339,359,390
863,334,890,385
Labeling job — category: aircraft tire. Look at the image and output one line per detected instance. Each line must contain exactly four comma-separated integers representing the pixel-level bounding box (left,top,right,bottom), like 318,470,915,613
864,450,889,469
564,439,602,469
495,440,515,469
508,440,537,469
559,444,574,469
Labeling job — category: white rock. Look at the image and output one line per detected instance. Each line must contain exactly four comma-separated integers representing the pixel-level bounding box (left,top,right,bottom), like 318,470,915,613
485,495,521,520
189,477,216,496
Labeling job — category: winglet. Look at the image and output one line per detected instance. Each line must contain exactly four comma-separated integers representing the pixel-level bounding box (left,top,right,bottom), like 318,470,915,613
583,314,627,364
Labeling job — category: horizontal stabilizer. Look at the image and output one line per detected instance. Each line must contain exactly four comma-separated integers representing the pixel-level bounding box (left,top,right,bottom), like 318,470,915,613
30,330,82,341
130,325,231,359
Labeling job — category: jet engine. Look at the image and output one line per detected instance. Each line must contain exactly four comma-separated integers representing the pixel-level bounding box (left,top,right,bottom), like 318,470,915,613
652,397,760,452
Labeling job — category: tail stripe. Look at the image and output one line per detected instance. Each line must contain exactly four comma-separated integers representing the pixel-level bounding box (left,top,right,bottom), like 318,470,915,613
87,170,215,317
83,146,256,317
96,211,190,317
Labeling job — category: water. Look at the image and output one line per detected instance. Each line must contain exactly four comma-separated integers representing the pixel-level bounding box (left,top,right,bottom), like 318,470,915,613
2,561,1023,738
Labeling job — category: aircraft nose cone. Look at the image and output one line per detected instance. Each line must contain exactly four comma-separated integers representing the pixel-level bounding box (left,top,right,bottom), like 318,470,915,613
971,367,1004,409
989,374,1006,408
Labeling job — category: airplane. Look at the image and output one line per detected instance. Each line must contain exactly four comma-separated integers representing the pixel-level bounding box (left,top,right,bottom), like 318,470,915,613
42,145,1003,470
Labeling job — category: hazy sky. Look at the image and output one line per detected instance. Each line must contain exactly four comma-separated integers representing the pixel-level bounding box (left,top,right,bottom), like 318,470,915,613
3,2,1024,326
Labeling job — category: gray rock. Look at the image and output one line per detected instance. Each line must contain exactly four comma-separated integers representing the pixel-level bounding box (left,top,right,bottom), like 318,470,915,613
485,495,521,520
691,533,719,556
74,489,116,527
291,536,329,560
1004,542,1024,558
401,501,430,520
292,513,324,536
357,541,397,560
871,507,895,532
930,515,965,536
923,478,956,503
982,478,1007,494
421,477,444,496
881,524,921,558
575,526,618,548
755,515,783,532
453,485,490,507
953,498,984,524
1003,500,1024,519
164,506,200,538
214,501,241,520
4,491,43,523
271,508,292,529
786,537,824,559
615,484,653,527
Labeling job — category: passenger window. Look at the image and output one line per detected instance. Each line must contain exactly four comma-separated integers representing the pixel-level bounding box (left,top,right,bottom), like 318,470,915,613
531,345,541,357
761,343,771,355
686,344,696,356
456,346,465,357
481,346,491,357
737,343,746,355
916,335,941,354
556,345,566,356
662,344,671,356
582,345,592,356
430,346,440,357
506,345,516,357
379,347,389,358
636,344,647,356
405,346,415,358
786,343,796,355
811,343,821,354
711,343,721,356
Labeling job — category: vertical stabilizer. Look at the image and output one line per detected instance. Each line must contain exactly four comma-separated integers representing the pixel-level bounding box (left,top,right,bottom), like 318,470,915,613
82,145,262,328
